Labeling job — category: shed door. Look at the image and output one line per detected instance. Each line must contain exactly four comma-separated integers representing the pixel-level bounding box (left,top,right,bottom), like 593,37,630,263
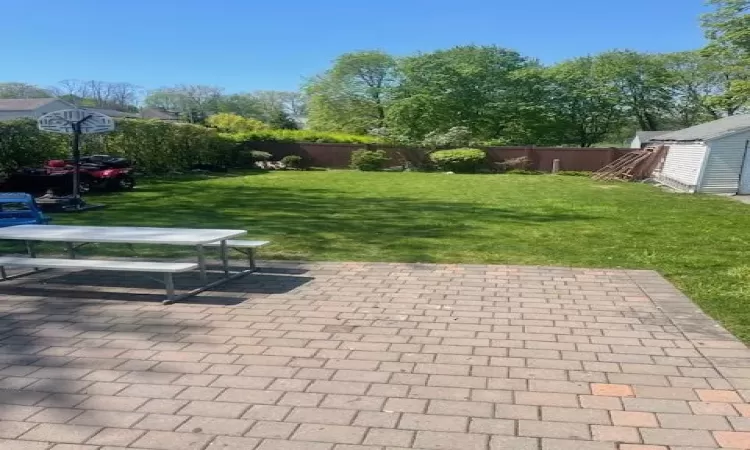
738,140,750,194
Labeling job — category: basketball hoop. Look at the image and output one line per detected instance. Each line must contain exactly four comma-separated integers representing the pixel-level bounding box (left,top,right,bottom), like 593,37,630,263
37,109,116,208
38,109,115,134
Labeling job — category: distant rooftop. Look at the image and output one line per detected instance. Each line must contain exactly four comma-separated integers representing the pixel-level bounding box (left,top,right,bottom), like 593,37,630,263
0,98,60,111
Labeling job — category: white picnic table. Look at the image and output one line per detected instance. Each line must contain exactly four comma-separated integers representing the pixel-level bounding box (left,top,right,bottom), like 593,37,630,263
0,224,251,303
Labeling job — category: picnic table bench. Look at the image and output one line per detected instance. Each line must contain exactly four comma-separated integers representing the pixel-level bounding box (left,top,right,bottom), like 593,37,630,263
0,225,265,304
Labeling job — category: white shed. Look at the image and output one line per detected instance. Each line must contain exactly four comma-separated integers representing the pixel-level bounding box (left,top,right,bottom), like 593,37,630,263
651,115,750,194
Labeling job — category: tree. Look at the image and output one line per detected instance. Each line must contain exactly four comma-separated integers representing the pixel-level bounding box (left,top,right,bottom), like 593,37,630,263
49,79,141,111
388,45,537,142
306,51,398,133
0,82,52,99
701,0,750,112
595,51,675,131
661,51,747,125
145,85,223,123
534,57,627,147
216,94,264,119
267,110,299,129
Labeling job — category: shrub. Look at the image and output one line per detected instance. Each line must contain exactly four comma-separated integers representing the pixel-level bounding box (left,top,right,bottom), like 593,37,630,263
281,155,304,169
250,150,272,162
558,170,592,177
351,149,389,171
506,169,543,175
205,113,269,133
85,119,235,174
0,119,68,172
428,148,486,173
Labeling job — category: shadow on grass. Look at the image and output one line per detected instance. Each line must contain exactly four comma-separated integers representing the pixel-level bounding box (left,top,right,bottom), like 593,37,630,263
52,182,598,262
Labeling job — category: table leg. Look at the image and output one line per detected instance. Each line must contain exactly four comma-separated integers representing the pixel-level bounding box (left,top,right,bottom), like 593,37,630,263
196,244,207,282
220,240,229,277
25,241,38,271
25,241,36,258
164,273,175,303
65,242,76,259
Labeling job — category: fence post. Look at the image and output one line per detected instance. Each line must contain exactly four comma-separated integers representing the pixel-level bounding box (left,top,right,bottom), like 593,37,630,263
551,159,560,174
524,146,535,170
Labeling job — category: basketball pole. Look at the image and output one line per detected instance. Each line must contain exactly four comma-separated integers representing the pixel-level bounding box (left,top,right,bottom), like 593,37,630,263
70,115,92,206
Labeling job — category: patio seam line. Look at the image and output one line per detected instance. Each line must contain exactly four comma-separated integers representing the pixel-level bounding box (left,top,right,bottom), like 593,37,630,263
626,269,750,391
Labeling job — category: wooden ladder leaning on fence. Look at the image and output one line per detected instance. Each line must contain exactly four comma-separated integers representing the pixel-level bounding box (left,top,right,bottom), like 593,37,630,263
592,145,668,182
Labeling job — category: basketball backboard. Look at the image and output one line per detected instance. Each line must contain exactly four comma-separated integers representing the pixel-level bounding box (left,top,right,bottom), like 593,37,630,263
38,109,115,134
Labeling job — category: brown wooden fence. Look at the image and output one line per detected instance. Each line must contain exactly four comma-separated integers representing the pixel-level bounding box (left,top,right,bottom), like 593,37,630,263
245,141,633,172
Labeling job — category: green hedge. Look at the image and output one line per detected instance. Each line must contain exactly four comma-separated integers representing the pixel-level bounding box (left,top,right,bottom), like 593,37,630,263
0,119,68,172
0,118,236,174
232,129,378,144
82,119,236,173
429,148,487,173
0,118,377,175
351,149,389,171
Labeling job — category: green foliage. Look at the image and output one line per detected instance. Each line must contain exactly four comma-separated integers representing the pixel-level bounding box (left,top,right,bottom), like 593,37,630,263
233,129,378,144
306,51,398,134
389,46,537,142
268,110,299,130
0,119,68,172
530,57,628,147
350,149,389,171
428,148,487,173
557,170,592,177
79,119,235,174
280,155,304,169
701,0,750,111
205,113,269,132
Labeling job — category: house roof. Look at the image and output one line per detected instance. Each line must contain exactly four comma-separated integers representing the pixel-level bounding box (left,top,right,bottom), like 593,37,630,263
83,108,138,118
652,115,750,142
0,98,61,111
635,131,671,142
140,108,180,120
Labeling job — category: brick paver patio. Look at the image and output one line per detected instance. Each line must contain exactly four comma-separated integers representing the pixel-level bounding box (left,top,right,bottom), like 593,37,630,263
1,262,750,449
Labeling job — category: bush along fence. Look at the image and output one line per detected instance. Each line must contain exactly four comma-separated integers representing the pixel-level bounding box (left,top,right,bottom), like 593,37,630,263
0,118,632,174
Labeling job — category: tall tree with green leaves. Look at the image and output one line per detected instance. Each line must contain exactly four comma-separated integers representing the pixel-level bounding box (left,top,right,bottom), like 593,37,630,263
533,57,628,147
306,51,398,133
145,85,223,123
661,51,745,125
595,50,675,131
701,0,750,114
388,45,537,143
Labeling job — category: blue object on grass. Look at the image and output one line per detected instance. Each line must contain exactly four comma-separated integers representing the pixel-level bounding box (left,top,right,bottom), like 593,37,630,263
0,193,50,227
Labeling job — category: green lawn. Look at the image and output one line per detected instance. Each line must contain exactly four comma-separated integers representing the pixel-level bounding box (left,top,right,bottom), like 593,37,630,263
38,170,750,341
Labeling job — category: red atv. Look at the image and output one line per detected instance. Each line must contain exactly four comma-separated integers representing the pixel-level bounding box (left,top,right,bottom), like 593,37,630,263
45,155,136,192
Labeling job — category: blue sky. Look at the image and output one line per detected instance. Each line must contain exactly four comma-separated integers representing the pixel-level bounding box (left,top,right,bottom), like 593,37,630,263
5,0,710,93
